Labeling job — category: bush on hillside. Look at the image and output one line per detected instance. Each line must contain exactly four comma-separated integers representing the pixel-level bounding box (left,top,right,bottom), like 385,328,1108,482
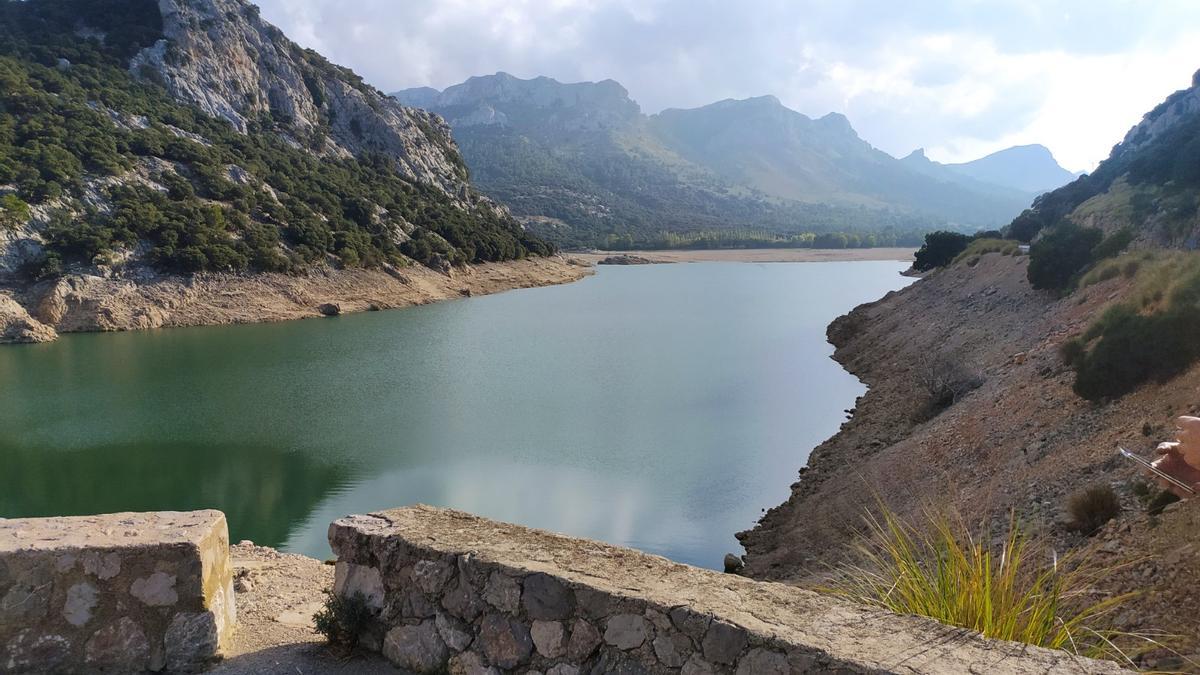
912,352,982,421
1072,303,1200,400
1090,227,1134,261
913,231,971,271
1066,485,1120,535
1065,252,1200,400
0,194,30,229
1027,222,1103,290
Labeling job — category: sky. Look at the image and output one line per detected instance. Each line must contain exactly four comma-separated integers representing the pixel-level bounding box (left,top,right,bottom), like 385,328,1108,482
254,0,1200,172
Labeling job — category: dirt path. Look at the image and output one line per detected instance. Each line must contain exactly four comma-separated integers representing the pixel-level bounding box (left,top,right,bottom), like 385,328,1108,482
210,543,399,675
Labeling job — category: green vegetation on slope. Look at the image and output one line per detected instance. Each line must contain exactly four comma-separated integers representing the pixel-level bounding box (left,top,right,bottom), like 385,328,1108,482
0,0,549,277
912,232,1021,272
1063,251,1200,401
1005,77,1200,245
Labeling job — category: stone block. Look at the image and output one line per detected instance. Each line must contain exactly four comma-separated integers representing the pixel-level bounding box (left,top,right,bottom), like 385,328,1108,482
0,510,234,673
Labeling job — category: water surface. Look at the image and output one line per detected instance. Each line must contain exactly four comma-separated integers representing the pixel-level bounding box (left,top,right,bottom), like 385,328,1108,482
0,262,910,567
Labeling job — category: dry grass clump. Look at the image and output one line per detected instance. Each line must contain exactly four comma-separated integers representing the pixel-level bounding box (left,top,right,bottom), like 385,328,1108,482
825,505,1146,663
952,238,1021,265
1066,485,1121,536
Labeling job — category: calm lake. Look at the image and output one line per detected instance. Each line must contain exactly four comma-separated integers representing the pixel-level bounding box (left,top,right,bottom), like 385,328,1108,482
0,261,910,568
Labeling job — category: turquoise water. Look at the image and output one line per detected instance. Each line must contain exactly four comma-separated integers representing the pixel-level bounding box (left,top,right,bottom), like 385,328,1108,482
0,261,910,568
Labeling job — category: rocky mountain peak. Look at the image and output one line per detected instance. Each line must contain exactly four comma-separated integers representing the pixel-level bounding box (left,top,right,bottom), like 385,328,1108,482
816,112,857,137
1117,69,1200,155
131,0,472,196
395,73,641,132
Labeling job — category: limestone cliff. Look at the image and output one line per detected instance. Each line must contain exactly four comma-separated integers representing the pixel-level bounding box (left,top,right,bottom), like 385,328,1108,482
131,0,472,197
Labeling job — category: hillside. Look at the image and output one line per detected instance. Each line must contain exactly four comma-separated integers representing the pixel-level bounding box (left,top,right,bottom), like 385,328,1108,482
0,0,573,343
1006,70,1200,246
395,73,1048,249
740,70,1200,670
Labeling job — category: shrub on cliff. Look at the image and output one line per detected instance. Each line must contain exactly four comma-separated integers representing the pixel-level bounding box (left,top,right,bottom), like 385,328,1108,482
1071,304,1200,400
1027,222,1103,290
1068,256,1200,400
912,231,971,272
0,194,29,229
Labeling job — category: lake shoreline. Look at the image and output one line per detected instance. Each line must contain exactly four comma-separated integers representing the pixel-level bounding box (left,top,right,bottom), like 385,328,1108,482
573,247,916,265
0,255,593,344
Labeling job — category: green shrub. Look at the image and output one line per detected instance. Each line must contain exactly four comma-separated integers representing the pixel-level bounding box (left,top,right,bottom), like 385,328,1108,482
1091,227,1133,261
1066,485,1120,535
1146,489,1181,516
1027,222,1103,290
1069,261,1200,400
0,193,30,228
913,231,971,272
1059,338,1085,368
313,591,373,652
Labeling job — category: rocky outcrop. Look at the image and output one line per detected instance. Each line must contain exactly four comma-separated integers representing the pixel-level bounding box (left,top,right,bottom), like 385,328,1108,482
133,0,472,196
0,293,56,343
328,504,1127,674
0,510,235,673
1117,68,1200,154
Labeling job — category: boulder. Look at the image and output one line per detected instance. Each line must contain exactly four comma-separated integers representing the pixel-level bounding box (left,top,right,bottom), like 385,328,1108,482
0,294,57,344
317,302,341,316
383,620,448,672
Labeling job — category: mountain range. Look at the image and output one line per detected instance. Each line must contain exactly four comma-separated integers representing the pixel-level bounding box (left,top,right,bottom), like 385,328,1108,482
394,73,1078,248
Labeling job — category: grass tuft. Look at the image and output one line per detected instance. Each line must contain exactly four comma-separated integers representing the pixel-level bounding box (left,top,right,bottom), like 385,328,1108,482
1066,485,1121,536
825,504,1144,663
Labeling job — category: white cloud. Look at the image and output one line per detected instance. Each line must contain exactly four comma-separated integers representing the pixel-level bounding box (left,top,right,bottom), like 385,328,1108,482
253,0,1200,172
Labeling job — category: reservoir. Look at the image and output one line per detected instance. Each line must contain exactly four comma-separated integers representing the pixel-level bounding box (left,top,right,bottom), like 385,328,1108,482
0,261,911,568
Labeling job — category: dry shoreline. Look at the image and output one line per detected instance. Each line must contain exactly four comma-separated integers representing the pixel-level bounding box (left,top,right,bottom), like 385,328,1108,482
573,247,916,264
0,255,593,344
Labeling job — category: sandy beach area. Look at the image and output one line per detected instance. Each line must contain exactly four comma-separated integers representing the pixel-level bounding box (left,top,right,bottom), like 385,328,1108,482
573,248,916,264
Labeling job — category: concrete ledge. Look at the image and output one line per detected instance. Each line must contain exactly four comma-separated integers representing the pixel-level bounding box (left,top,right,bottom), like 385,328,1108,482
0,510,235,673
329,505,1127,674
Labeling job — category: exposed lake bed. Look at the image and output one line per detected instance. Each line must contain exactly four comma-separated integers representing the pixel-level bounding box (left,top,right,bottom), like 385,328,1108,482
1,260,911,569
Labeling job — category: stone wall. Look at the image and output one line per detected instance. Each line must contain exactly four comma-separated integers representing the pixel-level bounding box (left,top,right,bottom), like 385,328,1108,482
329,505,1128,674
0,510,235,673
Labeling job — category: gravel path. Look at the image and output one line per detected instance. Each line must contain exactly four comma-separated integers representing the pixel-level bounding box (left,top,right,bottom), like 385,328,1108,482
210,543,399,675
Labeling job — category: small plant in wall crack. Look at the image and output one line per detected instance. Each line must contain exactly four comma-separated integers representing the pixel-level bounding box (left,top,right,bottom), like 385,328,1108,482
313,590,373,654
